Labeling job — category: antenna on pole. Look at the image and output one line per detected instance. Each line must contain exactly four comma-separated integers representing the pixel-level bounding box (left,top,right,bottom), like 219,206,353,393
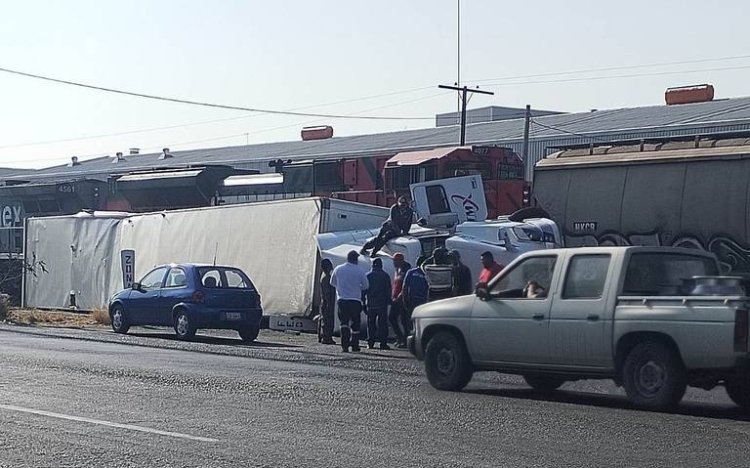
213,242,218,266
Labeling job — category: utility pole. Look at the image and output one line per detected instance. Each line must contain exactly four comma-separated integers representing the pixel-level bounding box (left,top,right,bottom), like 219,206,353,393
522,104,531,181
438,84,494,146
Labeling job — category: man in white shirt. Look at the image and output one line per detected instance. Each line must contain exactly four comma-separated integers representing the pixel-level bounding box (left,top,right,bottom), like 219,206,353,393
330,250,369,353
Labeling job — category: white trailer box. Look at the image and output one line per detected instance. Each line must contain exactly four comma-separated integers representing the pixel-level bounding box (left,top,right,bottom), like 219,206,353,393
24,198,387,314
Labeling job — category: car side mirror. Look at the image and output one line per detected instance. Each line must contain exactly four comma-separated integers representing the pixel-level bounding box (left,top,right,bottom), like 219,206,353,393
131,282,143,291
475,287,490,301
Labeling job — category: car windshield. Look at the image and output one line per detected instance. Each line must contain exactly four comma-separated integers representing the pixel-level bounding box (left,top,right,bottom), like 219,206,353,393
513,225,544,242
197,267,255,290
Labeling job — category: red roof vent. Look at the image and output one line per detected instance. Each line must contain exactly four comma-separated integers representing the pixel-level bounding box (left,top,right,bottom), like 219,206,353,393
665,84,714,105
301,125,333,141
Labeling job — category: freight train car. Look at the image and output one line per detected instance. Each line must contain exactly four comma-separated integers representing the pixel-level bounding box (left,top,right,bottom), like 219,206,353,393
532,135,750,274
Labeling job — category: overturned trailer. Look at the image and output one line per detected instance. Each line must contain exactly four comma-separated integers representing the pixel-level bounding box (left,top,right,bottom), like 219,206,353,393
23,198,387,313
533,135,750,274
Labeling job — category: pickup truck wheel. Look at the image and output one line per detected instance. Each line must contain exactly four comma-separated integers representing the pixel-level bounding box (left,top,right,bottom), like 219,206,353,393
623,342,686,410
523,375,565,393
424,331,473,391
238,326,260,343
110,305,129,334
725,371,750,411
174,309,196,340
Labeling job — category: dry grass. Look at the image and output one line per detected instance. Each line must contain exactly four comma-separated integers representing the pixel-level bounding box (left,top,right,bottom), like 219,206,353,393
7,309,99,327
92,307,111,326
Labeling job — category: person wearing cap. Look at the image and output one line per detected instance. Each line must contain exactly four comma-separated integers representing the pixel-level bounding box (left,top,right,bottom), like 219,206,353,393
364,257,392,350
451,250,473,296
389,252,412,348
330,250,369,352
318,258,336,345
360,196,415,257
477,251,504,290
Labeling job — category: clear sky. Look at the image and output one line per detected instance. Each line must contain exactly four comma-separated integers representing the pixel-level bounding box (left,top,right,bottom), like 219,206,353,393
0,0,747,168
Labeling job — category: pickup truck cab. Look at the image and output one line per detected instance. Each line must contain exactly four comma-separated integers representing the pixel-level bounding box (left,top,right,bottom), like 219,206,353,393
409,246,750,410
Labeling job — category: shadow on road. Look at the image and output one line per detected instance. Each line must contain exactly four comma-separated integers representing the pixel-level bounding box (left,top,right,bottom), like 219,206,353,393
127,332,301,349
464,387,750,422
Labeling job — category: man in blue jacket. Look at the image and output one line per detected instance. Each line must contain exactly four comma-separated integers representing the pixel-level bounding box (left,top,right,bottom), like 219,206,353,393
364,257,392,350
402,258,429,343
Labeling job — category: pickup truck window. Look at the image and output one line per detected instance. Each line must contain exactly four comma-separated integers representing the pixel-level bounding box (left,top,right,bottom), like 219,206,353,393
491,256,557,299
622,253,719,296
562,254,610,299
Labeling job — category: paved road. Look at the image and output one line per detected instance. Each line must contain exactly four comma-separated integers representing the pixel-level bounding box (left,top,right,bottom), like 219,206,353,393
0,325,749,467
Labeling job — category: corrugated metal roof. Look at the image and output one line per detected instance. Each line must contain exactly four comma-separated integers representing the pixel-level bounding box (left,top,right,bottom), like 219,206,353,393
8,96,750,183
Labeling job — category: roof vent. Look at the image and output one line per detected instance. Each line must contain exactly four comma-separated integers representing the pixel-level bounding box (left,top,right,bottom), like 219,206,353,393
301,125,333,141
159,147,173,159
665,84,715,105
129,147,140,155
112,152,126,163
68,156,80,167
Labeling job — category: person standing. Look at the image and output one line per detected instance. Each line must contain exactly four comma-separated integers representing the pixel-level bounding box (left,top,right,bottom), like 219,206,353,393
389,253,411,348
364,258,392,350
330,250,369,353
401,258,429,345
360,196,415,257
451,250,473,296
476,251,504,290
318,258,336,345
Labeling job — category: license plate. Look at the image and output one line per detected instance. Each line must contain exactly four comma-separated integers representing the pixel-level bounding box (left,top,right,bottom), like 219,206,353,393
226,312,242,321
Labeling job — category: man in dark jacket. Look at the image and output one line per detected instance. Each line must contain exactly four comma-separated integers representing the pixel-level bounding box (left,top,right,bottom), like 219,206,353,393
318,258,336,345
360,196,414,257
364,258,392,350
451,250,473,296
402,258,429,343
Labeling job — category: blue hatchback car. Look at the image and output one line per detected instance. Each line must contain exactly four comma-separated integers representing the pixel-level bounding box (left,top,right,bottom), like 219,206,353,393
108,264,263,342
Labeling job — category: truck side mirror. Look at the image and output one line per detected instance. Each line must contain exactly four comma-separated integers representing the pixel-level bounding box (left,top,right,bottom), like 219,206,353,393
475,287,490,301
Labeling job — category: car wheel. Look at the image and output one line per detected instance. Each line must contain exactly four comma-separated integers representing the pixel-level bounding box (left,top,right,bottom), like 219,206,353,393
725,371,750,411
238,326,260,343
424,331,473,391
110,305,130,334
523,375,565,393
622,342,686,410
173,309,196,340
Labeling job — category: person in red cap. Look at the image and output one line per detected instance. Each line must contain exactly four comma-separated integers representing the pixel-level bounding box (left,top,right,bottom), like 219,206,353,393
389,252,412,348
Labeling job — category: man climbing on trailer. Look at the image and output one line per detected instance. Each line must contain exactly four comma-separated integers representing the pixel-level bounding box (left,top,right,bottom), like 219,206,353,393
360,196,415,258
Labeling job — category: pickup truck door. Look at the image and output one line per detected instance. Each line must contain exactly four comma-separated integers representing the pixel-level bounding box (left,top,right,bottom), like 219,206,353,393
548,253,613,368
470,255,559,364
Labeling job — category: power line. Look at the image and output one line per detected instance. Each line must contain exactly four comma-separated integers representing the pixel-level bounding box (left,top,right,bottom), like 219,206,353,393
0,65,434,121
0,91,452,166
481,64,750,88
470,54,750,85
0,87,445,150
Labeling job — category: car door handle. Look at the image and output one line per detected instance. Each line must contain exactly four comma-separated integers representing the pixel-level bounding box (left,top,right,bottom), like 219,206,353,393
532,314,545,321
587,314,600,321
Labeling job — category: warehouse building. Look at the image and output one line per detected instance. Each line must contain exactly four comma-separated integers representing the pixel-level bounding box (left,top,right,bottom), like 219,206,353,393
1,88,750,243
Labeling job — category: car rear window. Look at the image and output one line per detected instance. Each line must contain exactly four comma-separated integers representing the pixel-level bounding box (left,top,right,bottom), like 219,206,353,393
622,253,719,296
197,267,256,290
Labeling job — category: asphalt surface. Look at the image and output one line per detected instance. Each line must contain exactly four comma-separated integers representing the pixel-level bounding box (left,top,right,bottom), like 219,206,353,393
0,324,749,467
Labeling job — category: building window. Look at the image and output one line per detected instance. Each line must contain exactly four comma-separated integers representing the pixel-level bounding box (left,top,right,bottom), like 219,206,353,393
499,162,524,180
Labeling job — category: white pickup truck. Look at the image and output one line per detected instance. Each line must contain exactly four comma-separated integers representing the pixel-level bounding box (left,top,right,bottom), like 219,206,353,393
409,246,750,410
